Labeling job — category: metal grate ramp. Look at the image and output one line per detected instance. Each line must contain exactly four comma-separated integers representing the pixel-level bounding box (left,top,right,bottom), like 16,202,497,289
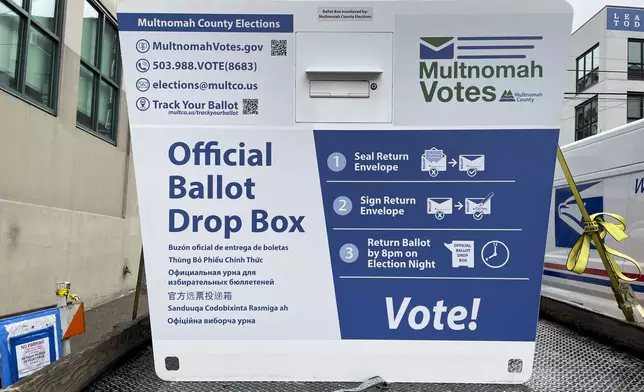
85,320,644,392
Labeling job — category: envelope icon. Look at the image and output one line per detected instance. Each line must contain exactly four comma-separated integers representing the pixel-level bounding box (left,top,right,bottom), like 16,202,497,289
465,198,491,215
427,198,453,215
459,155,486,172
421,149,447,172
420,37,454,60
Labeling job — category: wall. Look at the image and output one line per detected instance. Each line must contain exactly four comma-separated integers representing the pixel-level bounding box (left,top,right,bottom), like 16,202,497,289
603,25,644,131
561,7,644,146
0,0,141,316
560,8,607,146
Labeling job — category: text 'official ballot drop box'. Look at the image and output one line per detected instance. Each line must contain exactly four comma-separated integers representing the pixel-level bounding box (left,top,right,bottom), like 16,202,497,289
117,0,573,384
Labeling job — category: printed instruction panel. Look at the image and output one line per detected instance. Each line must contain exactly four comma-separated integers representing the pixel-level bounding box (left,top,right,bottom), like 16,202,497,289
133,128,559,341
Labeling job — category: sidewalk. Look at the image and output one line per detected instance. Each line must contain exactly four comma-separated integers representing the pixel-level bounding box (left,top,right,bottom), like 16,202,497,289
70,291,149,353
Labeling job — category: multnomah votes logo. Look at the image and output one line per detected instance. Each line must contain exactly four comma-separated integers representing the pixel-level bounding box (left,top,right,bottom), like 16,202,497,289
418,36,544,103
419,37,455,59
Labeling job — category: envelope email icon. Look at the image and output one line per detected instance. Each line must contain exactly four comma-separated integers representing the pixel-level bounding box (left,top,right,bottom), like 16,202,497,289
420,37,455,60
459,155,485,172
465,198,491,215
427,198,453,215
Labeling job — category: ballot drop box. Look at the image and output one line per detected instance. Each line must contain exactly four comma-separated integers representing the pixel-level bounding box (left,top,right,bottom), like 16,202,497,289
117,0,573,384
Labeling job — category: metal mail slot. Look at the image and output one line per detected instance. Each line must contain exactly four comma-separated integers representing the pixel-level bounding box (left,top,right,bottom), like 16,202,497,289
309,80,370,98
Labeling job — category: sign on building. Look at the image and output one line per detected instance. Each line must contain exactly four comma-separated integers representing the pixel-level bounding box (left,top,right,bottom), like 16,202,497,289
117,0,573,384
607,7,643,32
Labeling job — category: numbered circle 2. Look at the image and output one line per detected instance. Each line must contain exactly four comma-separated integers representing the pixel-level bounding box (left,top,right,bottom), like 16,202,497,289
339,244,359,263
327,153,347,172
333,196,353,216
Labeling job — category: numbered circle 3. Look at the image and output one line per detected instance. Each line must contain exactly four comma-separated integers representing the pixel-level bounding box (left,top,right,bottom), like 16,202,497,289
339,244,359,263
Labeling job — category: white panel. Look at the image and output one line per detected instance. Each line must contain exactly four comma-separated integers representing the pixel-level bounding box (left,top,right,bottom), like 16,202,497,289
117,0,574,384
394,13,571,127
131,128,341,342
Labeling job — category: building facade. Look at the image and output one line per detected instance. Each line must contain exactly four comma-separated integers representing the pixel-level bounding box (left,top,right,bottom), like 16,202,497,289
561,6,644,145
0,0,141,315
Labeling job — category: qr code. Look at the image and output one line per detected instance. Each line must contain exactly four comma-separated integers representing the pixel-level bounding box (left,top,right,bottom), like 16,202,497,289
271,39,287,56
243,99,258,115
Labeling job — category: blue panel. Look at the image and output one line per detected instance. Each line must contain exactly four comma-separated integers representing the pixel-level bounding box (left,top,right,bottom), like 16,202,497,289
314,129,559,342
117,13,294,32
553,181,603,249
607,7,644,32
0,308,61,388
9,327,57,382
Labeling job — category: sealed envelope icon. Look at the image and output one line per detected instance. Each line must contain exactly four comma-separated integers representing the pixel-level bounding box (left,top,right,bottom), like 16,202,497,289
459,155,485,172
427,198,453,214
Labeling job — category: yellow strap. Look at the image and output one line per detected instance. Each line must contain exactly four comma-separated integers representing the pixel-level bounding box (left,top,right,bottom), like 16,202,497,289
619,283,644,319
566,212,642,282
558,146,642,322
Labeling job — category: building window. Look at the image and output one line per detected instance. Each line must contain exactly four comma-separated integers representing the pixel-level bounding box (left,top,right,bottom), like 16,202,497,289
627,92,644,123
575,96,598,141
0,0,63,112
77,0,120,144
628,39,644,81
576,45,599,93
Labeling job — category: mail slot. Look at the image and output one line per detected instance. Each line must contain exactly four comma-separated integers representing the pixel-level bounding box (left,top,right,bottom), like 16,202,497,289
309,80,370,98
295,32,392,123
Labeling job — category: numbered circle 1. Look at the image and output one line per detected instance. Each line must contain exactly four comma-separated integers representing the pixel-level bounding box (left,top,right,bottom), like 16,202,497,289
327,153,347,172
333,196,353,216
339,244,359,263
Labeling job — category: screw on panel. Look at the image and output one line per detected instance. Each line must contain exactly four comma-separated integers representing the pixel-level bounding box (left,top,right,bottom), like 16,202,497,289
165,356,180,371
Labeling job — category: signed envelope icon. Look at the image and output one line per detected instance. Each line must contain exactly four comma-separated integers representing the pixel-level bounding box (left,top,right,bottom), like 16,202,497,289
459,155,485,171
465,198,491,214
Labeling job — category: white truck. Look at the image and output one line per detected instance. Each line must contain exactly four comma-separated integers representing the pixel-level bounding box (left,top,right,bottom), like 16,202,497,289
542,118,644,320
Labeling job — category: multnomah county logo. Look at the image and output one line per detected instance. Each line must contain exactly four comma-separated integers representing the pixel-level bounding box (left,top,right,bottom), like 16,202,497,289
499,89,543,103
418,35,544,104
499,90,516,102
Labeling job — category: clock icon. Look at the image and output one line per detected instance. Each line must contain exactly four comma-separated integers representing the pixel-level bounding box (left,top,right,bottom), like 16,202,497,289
481,240,510,269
